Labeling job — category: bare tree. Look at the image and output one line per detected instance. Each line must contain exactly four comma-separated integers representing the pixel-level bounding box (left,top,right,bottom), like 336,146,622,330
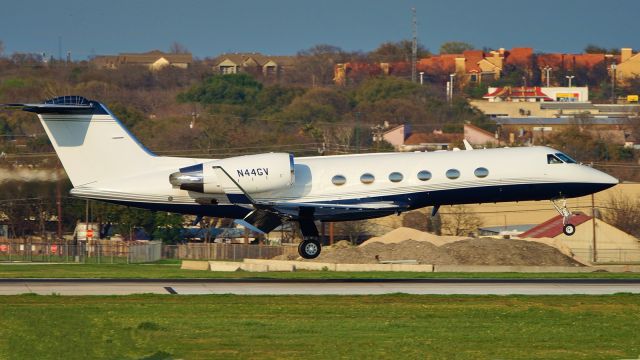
169,41,189,54
440,205,482,236
334,220,370,245
0,40,4,57
603,194,640,238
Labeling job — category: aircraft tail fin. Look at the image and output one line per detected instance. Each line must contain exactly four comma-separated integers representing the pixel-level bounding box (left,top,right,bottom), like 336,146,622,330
10,96,156,187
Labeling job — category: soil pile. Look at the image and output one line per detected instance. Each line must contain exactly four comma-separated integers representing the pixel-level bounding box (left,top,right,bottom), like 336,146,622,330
441,238,582,266
310,227,582,266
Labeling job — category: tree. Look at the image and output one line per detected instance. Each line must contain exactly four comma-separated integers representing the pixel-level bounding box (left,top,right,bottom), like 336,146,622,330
177,73,263,106
368,40,429,63
439,41,475,54
0,40,4,57
584,44,620,55
290,44,348,86
440,205,482,236
603,194,640,238
169,41,189,54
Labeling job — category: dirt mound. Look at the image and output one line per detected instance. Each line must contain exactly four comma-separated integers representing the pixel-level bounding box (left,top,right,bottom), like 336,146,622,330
316,240,456,264
363,227,466,247
441,238,583,266
310,230,582,266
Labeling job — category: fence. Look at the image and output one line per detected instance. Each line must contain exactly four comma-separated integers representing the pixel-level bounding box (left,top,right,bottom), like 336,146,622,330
0,241,162,264
572,248,640,264
162,243,299,261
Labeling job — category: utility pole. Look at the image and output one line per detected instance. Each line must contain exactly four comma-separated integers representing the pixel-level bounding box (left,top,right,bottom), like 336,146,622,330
56,167,62,241
355,112,361,153
591,194,597,263
610,63,617,104
411,7,418,83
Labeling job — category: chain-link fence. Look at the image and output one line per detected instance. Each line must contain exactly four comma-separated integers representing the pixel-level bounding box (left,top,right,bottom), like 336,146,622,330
162,243,299,261
0,241,162,263
571,248,640,264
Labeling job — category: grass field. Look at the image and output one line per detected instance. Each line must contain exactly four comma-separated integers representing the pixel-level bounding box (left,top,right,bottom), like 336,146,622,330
2,263,640,279
0,294,639,359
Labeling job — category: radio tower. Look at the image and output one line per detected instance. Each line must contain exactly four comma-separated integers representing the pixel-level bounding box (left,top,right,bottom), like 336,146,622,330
411,7,418,83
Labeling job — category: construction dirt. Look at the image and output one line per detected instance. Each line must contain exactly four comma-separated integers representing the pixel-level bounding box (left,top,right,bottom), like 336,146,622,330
309,227,583,266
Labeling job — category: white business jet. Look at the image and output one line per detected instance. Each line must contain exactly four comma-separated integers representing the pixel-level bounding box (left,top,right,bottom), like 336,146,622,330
4,96,618,259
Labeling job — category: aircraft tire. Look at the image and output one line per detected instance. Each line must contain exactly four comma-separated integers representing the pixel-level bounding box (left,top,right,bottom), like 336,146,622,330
563,224,576,236
298,239,321,259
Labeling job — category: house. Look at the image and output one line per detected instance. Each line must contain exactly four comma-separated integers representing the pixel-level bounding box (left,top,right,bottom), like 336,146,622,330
616,48,640,82
381,124,411,149
464,123,499,147
213,53,296,78
92,50,192,70
519,212,640,264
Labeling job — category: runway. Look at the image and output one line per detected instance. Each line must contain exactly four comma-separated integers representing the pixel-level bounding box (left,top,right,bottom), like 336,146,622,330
1,279,640,295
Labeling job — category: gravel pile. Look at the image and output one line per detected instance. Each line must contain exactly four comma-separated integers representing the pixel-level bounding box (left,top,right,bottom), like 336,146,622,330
310,227,583,266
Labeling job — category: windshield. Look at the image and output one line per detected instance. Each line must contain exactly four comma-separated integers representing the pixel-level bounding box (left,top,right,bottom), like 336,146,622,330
555,153,577,164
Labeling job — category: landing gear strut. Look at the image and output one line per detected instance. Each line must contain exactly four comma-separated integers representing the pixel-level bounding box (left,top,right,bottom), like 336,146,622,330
298,218,321,259
552,198,575,236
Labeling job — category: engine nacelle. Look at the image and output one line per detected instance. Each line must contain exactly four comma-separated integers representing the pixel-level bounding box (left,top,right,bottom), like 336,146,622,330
170,153,295,194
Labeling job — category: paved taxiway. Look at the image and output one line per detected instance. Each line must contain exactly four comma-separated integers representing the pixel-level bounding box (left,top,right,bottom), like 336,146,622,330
1,279,640,295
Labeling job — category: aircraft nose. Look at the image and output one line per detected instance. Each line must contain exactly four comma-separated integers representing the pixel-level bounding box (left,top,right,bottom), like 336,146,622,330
592,167,619,188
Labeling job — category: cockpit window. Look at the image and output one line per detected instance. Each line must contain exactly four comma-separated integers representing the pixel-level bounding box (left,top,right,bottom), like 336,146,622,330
555,153,577,164
547,154,563,164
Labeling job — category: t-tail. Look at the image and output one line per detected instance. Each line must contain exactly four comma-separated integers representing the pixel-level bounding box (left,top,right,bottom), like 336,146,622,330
4,96,155,187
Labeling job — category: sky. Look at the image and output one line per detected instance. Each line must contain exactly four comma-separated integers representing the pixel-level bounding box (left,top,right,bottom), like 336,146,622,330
0,0,638,60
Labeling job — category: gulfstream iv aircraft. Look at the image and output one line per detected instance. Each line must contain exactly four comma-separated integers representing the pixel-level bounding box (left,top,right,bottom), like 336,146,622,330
4,96,619,259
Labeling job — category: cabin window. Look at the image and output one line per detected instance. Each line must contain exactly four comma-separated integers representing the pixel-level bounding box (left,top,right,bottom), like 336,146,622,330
547,154,563,164
331,175,346,186
446,169,460,179
417,170,432,181
555,153,577,164
474,167,489,178
389,172,404,183
360,173,375,184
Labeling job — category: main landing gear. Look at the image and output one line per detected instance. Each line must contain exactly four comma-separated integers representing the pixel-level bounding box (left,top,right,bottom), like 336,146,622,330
552,198,575,236
298,218,321,259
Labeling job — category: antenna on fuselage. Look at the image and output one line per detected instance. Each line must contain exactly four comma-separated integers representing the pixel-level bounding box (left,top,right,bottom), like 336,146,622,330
463,139,473,151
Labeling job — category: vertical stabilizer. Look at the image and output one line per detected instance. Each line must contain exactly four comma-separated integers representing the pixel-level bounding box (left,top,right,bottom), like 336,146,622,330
21,96,155,186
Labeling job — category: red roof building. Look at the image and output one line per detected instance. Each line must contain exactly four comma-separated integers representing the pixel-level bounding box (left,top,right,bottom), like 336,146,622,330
483,86,553,102
519,212,592,238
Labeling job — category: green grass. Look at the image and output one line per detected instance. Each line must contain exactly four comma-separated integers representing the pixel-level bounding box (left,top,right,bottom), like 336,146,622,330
2,263,640,279
0,294,639,359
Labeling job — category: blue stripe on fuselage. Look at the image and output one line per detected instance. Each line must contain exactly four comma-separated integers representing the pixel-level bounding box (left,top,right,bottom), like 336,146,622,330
97,181,614,222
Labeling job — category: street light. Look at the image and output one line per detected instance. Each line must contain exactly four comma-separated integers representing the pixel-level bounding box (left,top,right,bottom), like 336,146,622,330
419,71,424,85
565,75,575,87
543,66,552,87
449,73,456,103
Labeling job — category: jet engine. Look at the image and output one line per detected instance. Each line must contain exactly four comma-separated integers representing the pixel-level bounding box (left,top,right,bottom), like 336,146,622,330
169,153,295,194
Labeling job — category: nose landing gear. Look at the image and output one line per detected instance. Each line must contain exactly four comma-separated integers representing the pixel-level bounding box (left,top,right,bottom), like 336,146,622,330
552,198,575,236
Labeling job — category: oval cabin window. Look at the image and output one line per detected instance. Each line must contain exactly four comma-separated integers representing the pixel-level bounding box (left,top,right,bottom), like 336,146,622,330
388,172,404,183
417,170,432,181
360,173,375,184
446,169,460,180
331,175,346,186
474,167,489,178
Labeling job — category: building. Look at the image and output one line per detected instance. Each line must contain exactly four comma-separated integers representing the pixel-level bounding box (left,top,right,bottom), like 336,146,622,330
92,50,192,70
483,87,589,103
616,48,640,82
379,123,496,150
519,212,640,264
213,53,296,78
